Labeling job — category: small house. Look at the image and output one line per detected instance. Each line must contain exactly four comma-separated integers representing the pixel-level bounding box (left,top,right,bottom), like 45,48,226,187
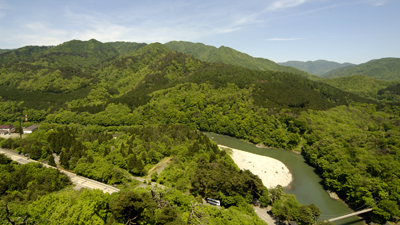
0,125,15,133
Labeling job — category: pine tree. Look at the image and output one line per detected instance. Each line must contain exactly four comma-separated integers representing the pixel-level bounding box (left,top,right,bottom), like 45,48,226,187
60,148,69,169
136,159,144,176
88,155,94,163
104,148,110,157
120,143,127,157
128,154,136,172
48,154,57,167
127,145,133,155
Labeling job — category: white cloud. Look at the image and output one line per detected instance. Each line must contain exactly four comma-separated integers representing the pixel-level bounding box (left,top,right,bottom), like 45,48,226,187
368,0,387,6
268,37,304,41
267,0,308,10
60,5,244,44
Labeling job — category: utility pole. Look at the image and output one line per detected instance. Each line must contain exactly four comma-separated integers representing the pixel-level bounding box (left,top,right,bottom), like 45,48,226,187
19,110,23,139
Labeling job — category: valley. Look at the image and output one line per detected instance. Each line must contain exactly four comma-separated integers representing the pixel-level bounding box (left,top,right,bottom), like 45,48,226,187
1,39,400,224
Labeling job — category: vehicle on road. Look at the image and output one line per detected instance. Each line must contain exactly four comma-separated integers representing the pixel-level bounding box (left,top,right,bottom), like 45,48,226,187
206,198,221,206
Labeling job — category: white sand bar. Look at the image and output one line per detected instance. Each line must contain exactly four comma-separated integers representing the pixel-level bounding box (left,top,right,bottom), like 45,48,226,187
218,145,293,189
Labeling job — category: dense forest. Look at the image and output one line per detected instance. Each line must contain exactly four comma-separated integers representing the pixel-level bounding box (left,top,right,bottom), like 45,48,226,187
1,39,400,224
323,75,400,102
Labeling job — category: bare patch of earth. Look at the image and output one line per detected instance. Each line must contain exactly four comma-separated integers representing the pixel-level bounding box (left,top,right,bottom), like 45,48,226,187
146,157,172,180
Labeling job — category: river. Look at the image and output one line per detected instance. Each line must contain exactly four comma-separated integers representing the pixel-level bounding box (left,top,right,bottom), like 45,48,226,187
204,132,365,225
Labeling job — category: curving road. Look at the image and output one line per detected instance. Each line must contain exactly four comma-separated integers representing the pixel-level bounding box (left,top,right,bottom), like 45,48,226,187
253,206,277,225
0,148,120,194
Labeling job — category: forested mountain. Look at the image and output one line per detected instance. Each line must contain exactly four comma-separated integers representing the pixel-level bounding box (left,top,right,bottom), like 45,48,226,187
278,60,354,76
0,39,119,68
0,45,52,65
1,39,400,223
323,57,400,80
165,41,322,81
323,75,400,102
106,41,147,55
0,49,12,54
0,39,372,112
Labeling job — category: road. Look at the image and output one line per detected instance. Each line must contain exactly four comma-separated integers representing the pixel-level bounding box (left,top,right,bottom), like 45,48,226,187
131,176,167,189
0,148,120,194
253,206,277,225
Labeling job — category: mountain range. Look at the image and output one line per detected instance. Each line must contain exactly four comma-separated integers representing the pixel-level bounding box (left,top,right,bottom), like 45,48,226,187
0,39,374,112
278,60,354,76
164,41,321,81
1,39,400,108
322,57,400,81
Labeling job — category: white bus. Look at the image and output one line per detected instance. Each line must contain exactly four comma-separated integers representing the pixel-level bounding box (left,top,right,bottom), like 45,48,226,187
206,198,220,206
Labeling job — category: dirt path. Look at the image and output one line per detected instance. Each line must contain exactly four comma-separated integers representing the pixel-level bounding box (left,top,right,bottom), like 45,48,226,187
146,156,172,180
131,157,172,189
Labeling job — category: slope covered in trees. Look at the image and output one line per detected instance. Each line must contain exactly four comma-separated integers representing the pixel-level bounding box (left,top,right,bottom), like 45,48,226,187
0,49,12,54
323,75,400,102
0,40,374,123
279,60,354,76
0,39,120,94
165,41,321,80
323,57,400,81
104,50,374,113
0,46,51,65
300,104,400,223
106,41,147,55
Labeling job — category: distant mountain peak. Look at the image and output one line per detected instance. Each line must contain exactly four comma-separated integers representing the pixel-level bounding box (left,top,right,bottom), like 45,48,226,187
278,60,355,76
165,41,321,81
323,57,400,81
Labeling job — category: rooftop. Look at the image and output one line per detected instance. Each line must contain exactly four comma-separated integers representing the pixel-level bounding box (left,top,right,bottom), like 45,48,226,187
24,125,39,131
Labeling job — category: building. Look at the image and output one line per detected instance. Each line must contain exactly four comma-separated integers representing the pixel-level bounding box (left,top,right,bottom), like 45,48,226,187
0,125,15,134
23,125,39,134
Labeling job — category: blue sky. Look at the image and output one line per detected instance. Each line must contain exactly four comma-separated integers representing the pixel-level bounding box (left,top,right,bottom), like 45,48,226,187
0,0,399,64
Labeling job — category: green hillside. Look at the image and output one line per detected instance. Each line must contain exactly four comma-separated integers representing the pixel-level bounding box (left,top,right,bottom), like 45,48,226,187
0,46,51,65
104,49,373,114
165,41,321,81
279,60,354,76
0,49,12,54
0,39,126,93
106,41,147,55
323,75,399,101
42,39,119,68
0,39,374,115
323,57,400,80
0,39,119,69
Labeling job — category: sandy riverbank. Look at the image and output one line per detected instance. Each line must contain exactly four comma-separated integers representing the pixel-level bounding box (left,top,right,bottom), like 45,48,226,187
218,144,293,189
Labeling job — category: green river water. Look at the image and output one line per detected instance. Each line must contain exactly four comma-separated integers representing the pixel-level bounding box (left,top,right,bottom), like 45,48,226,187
204,132,365,225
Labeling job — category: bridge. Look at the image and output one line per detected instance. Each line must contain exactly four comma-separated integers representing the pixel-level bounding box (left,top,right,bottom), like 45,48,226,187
328,208,373,222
